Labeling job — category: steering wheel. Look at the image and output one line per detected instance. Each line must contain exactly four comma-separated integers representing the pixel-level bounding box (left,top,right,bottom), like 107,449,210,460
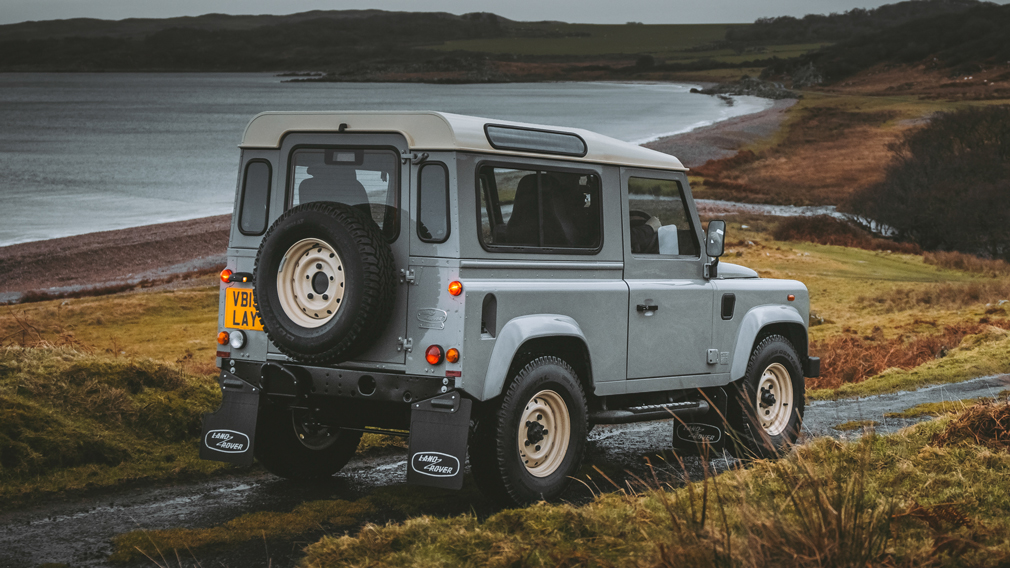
629,209,652,227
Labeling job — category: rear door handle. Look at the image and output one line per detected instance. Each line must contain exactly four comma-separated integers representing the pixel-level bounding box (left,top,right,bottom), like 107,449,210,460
636,304,659,312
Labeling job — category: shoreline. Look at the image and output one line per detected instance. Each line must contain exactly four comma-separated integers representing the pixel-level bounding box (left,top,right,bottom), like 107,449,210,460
1,96,796,300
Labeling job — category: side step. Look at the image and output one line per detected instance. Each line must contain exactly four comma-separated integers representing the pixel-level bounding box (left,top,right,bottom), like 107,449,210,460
589,400,710,425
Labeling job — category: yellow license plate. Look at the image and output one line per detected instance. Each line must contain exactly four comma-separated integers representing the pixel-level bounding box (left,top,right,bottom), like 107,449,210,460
225,288,263,330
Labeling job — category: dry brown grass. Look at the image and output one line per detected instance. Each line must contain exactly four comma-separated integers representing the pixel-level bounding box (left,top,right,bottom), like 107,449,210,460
809,320,1010,390
692,107,906,206
923,251,1010,278
933,397,1010,450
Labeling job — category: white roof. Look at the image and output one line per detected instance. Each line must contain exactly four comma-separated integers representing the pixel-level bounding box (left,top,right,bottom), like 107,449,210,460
240,111,685,171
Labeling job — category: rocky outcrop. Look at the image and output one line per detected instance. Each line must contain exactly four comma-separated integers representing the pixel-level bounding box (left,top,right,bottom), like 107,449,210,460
691,76,799,100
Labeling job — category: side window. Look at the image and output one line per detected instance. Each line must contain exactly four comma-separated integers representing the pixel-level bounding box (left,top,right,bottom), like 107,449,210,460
627,177,699,256
290,148,399,240
239,160,271,235
418,163,450,243
477,165,601,252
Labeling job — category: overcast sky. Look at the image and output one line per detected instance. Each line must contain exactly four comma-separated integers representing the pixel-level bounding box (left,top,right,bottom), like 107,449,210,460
4,0,1009,26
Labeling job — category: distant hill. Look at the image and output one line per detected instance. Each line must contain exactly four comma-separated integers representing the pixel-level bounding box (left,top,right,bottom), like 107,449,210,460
0,10,509,72
727,0,989,43
766,2,1010,81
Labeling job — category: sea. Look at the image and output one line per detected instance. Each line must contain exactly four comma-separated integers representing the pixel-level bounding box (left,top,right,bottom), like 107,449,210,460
0,73,772,246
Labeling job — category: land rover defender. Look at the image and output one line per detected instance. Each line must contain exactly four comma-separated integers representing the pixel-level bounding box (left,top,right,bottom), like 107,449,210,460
201,111,820,506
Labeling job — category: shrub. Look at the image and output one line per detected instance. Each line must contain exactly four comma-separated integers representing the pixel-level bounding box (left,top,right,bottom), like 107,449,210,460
847,105,1010,260
771,215,921,254
924,250,1010,277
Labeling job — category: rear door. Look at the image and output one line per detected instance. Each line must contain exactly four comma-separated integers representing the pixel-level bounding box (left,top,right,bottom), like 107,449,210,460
272,132,411,366
621,168,715,379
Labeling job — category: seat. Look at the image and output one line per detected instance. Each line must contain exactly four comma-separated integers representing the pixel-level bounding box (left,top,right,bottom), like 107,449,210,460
503,174,539,246
298,167,371,215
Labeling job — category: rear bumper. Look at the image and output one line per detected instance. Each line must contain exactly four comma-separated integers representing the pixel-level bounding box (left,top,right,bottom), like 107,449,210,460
231,360,449,404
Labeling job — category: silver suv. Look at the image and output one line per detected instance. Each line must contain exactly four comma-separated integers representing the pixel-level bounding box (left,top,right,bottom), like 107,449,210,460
201,111,820,506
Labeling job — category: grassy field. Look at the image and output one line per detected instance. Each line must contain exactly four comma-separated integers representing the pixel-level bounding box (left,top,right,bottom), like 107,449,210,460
113,398,1010,566
690,92,1010,206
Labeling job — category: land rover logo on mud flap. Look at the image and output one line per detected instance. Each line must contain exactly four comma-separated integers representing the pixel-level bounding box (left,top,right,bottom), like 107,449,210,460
411,451,460,477
417,308,448,330
675,423,722,444
204,429,250,454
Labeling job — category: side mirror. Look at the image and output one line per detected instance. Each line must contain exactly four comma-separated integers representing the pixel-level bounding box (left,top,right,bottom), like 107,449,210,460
706,220,726,258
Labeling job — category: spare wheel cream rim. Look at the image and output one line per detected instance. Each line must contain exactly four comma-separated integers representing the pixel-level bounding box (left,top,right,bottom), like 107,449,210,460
276,238,345,328
517,389,571,478
756,362,794,436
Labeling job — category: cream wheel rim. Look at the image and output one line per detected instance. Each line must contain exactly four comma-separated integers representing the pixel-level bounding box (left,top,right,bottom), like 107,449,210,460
517,390,571,478
276,238,345,328
756,362,793,436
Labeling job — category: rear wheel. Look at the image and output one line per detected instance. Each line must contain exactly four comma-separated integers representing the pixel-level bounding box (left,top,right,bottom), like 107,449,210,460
469,356,588,506
254,405,362,480
728,334,805,458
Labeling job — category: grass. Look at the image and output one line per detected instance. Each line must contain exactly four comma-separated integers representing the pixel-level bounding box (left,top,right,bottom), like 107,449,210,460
292,401,1010,567
833,419,879,431
0,346,229,506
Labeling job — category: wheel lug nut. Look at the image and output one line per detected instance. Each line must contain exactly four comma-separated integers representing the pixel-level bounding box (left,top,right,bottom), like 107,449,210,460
542,429,548,435
535,445,541,451
316,263,322,269
537,414,542,420
322,294,329,300
524,440,530,446
307,293,314,299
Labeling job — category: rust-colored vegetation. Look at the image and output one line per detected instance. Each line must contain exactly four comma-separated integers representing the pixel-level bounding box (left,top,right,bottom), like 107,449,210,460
809,320,1010,390
692,107,904,206
933,397,1010,450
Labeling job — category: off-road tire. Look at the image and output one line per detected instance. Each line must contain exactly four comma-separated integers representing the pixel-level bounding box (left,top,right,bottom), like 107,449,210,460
254,201,396,364
254,404,363,480
728,334,805,458
469,356,588,506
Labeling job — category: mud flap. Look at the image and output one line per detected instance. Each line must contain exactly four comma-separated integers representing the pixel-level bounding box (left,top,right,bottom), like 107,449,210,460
671,387,728,456
407,392,472,490
200,373,260,466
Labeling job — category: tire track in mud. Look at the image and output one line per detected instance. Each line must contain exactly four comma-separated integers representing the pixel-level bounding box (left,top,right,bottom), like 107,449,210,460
2,373,1007,568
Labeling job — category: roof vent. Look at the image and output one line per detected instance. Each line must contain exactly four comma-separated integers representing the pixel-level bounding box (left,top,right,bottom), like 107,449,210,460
484,124,587,157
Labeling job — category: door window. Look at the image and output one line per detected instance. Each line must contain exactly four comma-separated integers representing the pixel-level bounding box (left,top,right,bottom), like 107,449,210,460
627,177,699,256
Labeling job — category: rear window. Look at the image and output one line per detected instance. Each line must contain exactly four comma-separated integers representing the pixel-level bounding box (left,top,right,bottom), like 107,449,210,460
290,148,399,240
477,165,602,252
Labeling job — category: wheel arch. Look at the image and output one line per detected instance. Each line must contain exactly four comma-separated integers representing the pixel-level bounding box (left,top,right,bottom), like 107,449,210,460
479,315,593,401
729,305,808,381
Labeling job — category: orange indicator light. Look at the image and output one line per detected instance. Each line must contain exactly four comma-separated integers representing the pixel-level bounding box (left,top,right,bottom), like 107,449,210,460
446,348,460,363
220,269,233,283
217,331,229,345
787,294,795,301
448,281,463,296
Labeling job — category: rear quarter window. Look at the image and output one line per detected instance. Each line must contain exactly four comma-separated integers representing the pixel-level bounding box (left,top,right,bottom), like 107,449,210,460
239,160,271,235
418,163,450,243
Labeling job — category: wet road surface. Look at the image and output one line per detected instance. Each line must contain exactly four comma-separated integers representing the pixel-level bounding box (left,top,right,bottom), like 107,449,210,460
2,373,1007,568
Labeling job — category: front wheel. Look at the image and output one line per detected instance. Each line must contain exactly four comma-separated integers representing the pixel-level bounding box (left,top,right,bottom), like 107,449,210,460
254,405,362,480
728,334,805,458
469,356,588,506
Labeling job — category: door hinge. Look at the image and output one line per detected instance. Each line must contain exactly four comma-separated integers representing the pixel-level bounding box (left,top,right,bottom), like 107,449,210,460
401,151,429,165
397,337,413,353
400,269,416,285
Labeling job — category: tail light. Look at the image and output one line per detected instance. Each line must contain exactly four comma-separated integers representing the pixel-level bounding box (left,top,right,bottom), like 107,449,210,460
425,345,444,365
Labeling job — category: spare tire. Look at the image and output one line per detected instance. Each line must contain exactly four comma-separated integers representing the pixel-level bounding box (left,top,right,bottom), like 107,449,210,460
254,201,396,364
